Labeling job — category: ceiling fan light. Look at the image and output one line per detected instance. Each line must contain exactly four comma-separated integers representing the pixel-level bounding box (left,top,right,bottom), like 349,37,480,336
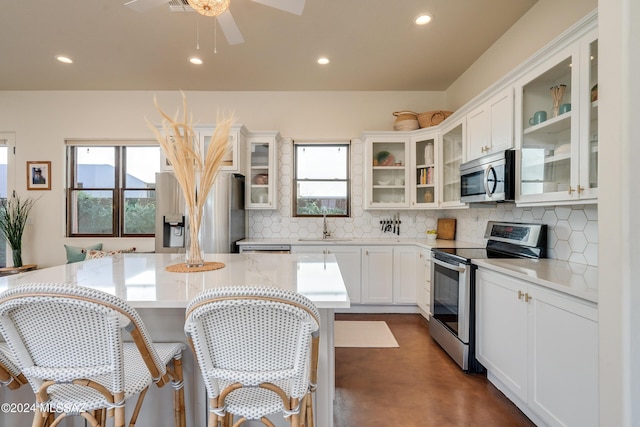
187,0,230,17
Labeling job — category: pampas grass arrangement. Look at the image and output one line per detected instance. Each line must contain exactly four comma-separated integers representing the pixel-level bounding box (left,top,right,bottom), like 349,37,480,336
0,194,37,268
149,93,234,268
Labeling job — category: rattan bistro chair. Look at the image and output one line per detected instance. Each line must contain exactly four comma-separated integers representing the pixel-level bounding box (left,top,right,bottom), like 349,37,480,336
0,283,186,427
0,342,27,390
185,286,320,427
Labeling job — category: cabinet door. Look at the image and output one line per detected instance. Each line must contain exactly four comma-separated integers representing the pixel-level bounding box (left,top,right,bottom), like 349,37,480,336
197,124,246,173
578,30,598,201
440,120,466,207
361,247,393,304
326,246,362,304
392,246,417,304
416,248,431,316
489,88,514,154
466,106,490,161
411,131,438,207
246,134,279,209
364,133,410,209
475,269,528,402
516,45,580,204
527,286,599,427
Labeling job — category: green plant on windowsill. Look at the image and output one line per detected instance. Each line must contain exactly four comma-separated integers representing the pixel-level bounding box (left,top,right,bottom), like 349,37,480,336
0,194,38,268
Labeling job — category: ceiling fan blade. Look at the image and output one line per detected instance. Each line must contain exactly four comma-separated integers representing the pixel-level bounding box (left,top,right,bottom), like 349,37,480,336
124,0,169,12
250,0,305,15
217,10,245,45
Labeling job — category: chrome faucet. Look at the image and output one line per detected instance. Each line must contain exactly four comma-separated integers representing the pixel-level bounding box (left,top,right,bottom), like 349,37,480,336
322,214,331,239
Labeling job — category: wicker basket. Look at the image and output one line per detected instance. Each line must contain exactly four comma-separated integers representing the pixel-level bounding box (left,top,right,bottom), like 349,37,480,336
417,110,454,128
392,111,419,131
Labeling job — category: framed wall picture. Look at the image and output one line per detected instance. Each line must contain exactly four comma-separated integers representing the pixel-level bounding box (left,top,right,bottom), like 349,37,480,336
27,161,51,190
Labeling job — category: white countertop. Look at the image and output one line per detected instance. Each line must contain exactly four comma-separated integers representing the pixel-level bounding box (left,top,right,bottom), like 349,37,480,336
0,253,351,309
239,237,484,249
473,258,598,304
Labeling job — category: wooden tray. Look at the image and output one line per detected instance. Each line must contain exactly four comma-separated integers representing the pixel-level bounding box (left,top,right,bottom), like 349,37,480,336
437,218,456,240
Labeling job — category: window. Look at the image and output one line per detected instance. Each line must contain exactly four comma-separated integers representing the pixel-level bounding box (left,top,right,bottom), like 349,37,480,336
294,143,350,216
66,143,160,237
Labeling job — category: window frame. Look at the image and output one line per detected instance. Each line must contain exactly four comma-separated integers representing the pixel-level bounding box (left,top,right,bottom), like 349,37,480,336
293,142,351,218
66,143,159,238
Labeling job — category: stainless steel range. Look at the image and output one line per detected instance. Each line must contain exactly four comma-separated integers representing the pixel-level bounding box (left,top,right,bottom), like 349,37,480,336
429,221,547,372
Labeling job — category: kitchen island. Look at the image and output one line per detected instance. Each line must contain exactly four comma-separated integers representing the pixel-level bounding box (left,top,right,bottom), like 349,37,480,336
0,252,349,427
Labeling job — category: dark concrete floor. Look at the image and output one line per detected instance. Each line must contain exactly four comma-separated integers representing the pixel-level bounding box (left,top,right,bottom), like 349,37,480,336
334,313,536,427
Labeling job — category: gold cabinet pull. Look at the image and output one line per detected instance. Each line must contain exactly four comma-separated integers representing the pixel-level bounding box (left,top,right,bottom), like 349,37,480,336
517,290,523,300
524,293,532,303
578,185,585,194
568,186,575,195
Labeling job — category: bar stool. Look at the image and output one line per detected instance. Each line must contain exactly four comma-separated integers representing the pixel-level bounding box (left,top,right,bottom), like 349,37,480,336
0,283,187,427
0,342,27,390
185,286,320,427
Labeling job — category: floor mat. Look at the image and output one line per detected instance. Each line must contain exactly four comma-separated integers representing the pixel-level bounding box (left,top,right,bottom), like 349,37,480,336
334,320,399,348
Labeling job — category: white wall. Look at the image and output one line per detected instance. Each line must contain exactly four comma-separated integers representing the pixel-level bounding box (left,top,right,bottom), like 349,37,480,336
0,90,445,267
446,0,597,110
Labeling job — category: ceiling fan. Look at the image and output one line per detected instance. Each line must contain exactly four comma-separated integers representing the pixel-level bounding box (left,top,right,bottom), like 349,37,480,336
124,0,305,45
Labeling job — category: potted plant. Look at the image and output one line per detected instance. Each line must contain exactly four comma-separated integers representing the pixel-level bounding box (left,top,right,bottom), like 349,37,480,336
0,195,37,268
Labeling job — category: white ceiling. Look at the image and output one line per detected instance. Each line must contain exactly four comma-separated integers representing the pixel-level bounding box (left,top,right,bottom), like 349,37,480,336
0,0,537,91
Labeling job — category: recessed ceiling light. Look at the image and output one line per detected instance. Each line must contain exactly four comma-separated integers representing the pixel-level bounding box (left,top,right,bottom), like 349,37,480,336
189,56,203,65
317,57,330,65
414,14,433,25
55,55,73,64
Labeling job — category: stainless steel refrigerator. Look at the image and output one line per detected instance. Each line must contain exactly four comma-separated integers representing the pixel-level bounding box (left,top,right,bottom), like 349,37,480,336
155,172,246,254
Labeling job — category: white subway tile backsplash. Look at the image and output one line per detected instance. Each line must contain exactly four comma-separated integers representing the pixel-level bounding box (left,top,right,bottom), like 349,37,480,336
247,138,598,266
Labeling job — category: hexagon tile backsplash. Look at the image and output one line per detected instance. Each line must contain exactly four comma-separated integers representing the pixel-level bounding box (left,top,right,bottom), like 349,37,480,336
247,138,598,267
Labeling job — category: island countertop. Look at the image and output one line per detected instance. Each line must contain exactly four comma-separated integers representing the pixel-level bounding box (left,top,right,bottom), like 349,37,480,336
0,252,350,309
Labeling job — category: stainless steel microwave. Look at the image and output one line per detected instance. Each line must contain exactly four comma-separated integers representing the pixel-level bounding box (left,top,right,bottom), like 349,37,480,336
460,149,516,203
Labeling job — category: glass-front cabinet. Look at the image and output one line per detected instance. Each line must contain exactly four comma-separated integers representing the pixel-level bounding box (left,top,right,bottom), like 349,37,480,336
363,132,410,209
195,124,247,174
410,130,438,208
439,120,466,207
246,132,280,209
515,28,598,204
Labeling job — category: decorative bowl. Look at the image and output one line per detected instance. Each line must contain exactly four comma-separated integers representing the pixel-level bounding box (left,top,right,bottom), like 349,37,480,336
377,180,391,185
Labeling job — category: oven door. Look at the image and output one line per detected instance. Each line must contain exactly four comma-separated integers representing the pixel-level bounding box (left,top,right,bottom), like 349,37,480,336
430,256,471,343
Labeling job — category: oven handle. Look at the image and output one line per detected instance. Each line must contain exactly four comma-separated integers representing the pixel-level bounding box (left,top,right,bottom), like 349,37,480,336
432,257,467,273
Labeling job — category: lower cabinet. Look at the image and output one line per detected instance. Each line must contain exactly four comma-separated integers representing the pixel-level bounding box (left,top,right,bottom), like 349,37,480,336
476,268,598,427
361,246,394,304
416,248,431,316
291,245,362,304
392,246,418,304
292,244,421,307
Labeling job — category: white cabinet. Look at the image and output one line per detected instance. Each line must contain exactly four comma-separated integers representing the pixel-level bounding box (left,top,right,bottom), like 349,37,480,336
246,132,281,209
439,119,466,207
197,124,248,173
515,27,598,205
361,246,394,303
466,88,514,161
291,245,362,304
410,130,438,208
363,133,410,209
392,246,417,304
476,268,599,427
416,248,431,316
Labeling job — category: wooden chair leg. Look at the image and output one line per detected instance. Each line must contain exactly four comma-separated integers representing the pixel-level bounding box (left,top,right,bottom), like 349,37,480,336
127,386,149,427
306,393,314,427
171,356,186,427
31,408,48,427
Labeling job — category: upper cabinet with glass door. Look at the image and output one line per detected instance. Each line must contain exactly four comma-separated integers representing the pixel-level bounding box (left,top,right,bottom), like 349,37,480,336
195,124,248,174
363,132,410,209
515,26,598,205
410,130,438,208
439,119,466,208
246,132,280,209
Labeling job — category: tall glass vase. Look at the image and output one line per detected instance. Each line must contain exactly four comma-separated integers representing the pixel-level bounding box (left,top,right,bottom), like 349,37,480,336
12,248,23,268
185,210,204,268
